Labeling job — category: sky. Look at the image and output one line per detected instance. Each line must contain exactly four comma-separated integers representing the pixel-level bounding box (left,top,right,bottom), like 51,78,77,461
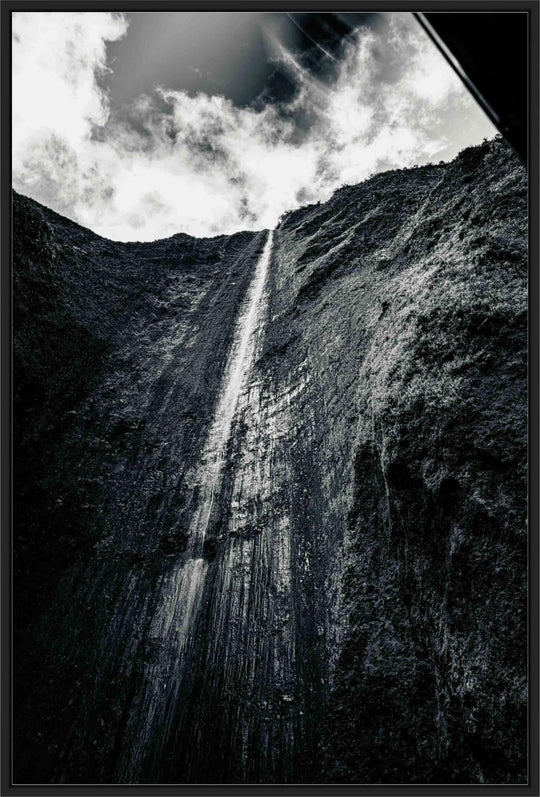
12,11,497,242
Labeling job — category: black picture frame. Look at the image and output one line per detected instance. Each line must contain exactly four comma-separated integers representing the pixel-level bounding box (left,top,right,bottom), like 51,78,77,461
2,3,538,795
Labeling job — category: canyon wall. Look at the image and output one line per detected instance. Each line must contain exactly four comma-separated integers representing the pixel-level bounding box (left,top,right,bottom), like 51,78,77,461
13,136,527,783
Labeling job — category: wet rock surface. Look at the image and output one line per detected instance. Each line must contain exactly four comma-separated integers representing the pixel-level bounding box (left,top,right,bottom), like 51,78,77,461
13,137,527,783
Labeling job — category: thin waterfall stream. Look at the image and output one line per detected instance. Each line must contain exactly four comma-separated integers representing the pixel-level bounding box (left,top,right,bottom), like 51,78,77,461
116,230,274,778
187,228,274,556
172,228,273,636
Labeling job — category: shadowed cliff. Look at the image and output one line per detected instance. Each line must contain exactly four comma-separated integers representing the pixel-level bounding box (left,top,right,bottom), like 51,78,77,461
13,135,527,784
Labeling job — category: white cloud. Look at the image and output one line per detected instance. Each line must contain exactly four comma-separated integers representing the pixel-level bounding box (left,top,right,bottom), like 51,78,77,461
13,12,126,149
12,11,497,241
12,12,128,218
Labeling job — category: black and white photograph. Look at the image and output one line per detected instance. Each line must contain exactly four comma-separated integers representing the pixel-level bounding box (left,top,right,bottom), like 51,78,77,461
6,5,534,788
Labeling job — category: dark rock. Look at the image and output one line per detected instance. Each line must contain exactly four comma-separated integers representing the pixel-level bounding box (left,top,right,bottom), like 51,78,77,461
202,538,219,561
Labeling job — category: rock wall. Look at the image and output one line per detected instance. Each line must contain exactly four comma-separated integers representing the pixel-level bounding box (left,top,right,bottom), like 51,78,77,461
266,136,527,783
13,136,527,784
13,194,266,781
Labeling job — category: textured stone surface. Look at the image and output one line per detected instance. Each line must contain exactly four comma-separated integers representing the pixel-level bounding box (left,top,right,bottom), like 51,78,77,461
13,136,527,783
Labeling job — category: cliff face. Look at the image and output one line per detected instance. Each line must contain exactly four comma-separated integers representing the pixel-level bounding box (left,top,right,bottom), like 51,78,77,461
267,137,527,783
13,136,527,784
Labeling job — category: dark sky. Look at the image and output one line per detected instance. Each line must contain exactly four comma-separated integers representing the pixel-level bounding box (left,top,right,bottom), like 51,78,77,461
102,12,380,111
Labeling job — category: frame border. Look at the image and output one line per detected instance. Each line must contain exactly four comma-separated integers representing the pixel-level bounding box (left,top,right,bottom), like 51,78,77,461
2,3,538,795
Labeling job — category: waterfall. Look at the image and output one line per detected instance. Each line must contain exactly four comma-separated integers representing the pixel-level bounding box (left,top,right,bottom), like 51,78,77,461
187,228,274,554
116,230,273,779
